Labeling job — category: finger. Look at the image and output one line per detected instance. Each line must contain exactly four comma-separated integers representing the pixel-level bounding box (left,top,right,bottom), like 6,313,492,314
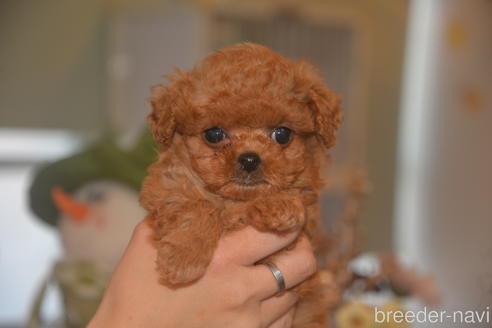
267,307,296,328
213,226,300,266
249,235,316,299
260,292,298,327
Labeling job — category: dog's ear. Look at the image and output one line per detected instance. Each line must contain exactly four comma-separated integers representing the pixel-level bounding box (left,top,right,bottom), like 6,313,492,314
149,70,195,146
308,83,342,149
295,61,342,149
148,84,177,147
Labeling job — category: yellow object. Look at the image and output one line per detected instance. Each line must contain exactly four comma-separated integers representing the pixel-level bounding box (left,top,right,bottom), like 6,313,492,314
463,88,485,113
336,302,375,328
446,20,468,49
379,300,410,328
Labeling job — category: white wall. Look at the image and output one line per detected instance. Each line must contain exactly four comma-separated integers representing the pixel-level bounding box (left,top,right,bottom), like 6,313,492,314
397,0,492,324
0,129,81,324
0,0,107,132
106,5,208,141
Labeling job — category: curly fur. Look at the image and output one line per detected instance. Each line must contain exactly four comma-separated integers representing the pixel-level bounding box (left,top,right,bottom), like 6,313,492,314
140,43,342,327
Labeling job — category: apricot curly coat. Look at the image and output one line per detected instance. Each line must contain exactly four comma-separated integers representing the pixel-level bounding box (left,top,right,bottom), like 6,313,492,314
140,43,342,327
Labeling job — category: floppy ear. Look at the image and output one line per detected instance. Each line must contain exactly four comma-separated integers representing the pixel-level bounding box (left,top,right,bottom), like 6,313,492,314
148,84,176,147
308,82,342,149
294,61,342,149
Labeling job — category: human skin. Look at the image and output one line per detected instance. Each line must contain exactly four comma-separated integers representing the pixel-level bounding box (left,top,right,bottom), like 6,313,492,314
88,219,317,328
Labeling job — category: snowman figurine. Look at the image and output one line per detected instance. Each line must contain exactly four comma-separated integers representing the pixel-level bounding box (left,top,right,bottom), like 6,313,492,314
28,130,156,328
52,181,144,271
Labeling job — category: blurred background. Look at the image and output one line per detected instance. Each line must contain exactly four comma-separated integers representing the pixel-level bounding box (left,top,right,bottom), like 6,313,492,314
0,0,491,327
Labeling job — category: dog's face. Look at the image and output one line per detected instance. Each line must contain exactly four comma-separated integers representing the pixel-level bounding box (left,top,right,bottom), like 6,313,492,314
177,98,316,200
149,43,341,201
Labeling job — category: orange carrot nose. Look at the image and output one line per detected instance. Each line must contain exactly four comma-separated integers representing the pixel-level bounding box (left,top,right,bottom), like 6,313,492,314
51,186,90,223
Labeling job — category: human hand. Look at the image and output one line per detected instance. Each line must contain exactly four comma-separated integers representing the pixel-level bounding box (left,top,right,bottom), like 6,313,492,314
88,219,316,328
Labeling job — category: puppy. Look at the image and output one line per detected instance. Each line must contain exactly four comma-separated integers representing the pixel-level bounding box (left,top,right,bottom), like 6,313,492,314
140,43,342,327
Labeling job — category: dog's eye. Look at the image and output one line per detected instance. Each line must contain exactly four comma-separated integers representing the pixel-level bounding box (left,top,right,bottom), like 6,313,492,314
271,127,292,145
203,127,226,144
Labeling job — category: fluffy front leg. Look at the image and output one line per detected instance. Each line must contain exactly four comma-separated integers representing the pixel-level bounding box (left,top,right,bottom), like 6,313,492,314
247,191,306,233
151,201,223,286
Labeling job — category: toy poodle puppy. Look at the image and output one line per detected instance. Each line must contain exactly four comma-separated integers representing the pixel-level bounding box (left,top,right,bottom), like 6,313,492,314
140,42,342,327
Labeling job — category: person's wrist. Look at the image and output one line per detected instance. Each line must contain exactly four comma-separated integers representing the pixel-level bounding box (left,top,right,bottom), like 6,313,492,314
89,296,176,328
88,300,130,328
88,308,118,328
87,312,111,328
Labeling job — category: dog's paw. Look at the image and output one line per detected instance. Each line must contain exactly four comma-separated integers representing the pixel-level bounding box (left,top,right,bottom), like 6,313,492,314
156,242,210,286
248,194,306,232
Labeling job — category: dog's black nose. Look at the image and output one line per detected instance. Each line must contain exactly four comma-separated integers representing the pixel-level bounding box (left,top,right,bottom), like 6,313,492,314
238,152,261,173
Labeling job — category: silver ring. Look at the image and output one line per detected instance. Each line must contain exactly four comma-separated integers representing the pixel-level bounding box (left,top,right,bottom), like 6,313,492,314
264,262,286,294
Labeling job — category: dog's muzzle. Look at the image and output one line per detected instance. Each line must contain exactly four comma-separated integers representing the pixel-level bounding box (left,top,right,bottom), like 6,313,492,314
238,152,261,173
